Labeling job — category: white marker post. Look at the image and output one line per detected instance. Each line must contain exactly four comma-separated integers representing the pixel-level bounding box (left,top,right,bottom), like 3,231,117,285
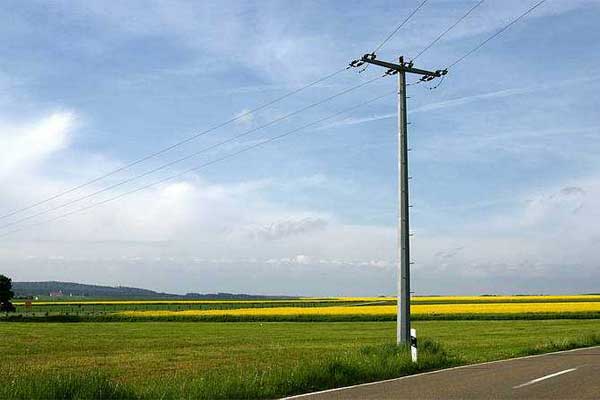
410,328,417,363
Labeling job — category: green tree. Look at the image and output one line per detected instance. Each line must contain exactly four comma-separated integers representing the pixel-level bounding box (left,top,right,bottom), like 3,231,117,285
0,274,16,312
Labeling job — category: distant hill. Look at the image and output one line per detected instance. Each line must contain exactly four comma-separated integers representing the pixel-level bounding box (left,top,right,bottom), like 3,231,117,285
12,281,296,300
13,281,176,299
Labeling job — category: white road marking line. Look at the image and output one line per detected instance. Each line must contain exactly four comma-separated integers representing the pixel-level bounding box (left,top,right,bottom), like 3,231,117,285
513,368,578,389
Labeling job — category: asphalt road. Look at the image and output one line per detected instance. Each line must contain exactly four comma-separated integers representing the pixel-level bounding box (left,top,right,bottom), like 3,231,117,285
287,346,600,399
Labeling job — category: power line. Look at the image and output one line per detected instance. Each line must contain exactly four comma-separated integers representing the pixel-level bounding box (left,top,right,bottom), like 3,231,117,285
371,0,429,55
0,91,395,239
0,66,350,222
448,0,547,68
0,75,384,232
411,0,485,62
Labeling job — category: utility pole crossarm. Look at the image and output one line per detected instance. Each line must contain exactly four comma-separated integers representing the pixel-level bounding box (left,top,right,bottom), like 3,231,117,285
360,55,444,77
352,54,447,82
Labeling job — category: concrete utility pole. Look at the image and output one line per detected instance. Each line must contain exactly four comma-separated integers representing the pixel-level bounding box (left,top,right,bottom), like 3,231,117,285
397,58,411,345
353,54,446,344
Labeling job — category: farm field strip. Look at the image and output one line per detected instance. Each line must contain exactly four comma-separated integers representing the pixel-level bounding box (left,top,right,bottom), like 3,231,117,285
9,295,600,320
10,300,385,315
116,301,600,318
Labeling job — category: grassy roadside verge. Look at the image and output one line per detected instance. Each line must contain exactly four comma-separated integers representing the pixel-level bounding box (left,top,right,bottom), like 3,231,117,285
2,335,600,400
518,333,600,356
0,340,455,400
1,320,599,399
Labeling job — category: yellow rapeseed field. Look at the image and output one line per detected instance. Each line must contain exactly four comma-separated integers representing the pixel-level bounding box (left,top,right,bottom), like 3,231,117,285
332,295,600,303
117,301,600,318
410,295,600,302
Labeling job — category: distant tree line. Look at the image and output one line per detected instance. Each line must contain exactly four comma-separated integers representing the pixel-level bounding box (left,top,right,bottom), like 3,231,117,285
12,281,297,300
0,274,15,312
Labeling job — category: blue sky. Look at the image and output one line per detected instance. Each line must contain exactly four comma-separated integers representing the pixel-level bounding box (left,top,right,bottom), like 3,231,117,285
1,0,600,295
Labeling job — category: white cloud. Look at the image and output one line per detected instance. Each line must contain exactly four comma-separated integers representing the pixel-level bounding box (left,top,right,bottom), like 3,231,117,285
0,111,76,178
519,186,586,228
245,217,329,241
67,0,595,84
410,75,600,115
406,177,600,294
234,109,254,126
318,113,395,130
5,151,600,295
314,75,600,131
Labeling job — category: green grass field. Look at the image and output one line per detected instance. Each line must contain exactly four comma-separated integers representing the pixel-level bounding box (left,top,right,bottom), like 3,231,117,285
1,320,599,398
